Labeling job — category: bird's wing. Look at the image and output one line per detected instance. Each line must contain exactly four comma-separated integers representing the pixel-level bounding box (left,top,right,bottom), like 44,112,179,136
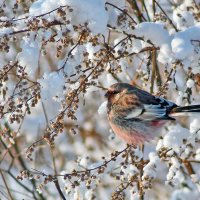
124,90,177,121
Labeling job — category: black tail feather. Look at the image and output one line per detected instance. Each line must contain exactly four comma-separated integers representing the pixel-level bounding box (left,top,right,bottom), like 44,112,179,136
173,105,200,113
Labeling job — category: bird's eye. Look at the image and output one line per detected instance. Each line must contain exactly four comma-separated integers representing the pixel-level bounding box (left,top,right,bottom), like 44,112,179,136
111,91,118,94
105,90,119,98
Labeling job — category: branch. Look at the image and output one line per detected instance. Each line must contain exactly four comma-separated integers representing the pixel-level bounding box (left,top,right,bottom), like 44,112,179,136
154,0,178,32
105,2,137,24
53,179,66,200
0,168,14,200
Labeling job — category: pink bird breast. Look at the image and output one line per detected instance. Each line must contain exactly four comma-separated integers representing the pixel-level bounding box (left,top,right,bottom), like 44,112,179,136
109,120,167,145
109,122,152,145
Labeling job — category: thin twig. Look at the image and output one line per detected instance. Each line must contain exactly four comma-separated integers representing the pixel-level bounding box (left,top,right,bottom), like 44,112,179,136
127,0,147,22
183,160,195,175
53,179,66,200
150,49,157,93
154,0,178,32
0,168,14,200
105,2,137,24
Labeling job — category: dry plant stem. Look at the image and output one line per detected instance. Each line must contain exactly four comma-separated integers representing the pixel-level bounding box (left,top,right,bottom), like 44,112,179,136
27,37,158,164
57,36,130,117
138,144,144,200
141,0,151,21
50,146,67,200
115,180,133,198
8,20,65,36
192,0,200,15
0,124,45,200
13,141,46,200
26,138,45,155
0,168,14,200
28,146,131,199
53,179,67,200
150,49,157,93
0,141,14,165
154,0,178,32
155,62,162,87
152,0,156,17
183,160,195,175
115,46,159,60
157,67,174,96
105,2,137,24
57,31,86,71
0,5,69,22
0,61,18,80
5,170,36,197
31,145,131,178
126,0,146,22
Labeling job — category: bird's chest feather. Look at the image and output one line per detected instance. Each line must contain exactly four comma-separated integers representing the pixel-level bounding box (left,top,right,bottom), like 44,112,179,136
109,120,152,145
109,117,167,144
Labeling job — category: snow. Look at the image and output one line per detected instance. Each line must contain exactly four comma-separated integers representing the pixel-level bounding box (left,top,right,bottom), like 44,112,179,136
171,187,199,200
2,0,200,199
86,42,102,60
30,0,108,35
171,24,200,60
98,101,107,115
173,10,194,30
38,71,65,101
78,156,89,168
134,22,171,47
29,0,62,15
186,79,195,88
66,0,108,35
0,27,14,37
17,35,40,79
162,125,190,153
143,152,159,179
106,74,118,86
190,118,200,134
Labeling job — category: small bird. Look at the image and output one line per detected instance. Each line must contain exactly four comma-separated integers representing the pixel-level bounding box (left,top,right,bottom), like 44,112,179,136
105,83,200,145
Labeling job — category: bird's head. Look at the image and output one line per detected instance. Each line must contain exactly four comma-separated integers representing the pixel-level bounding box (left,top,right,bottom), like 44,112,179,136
104,83,134,99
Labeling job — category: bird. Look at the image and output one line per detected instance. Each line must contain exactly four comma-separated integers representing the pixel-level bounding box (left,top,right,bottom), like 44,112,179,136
104,82,200,145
